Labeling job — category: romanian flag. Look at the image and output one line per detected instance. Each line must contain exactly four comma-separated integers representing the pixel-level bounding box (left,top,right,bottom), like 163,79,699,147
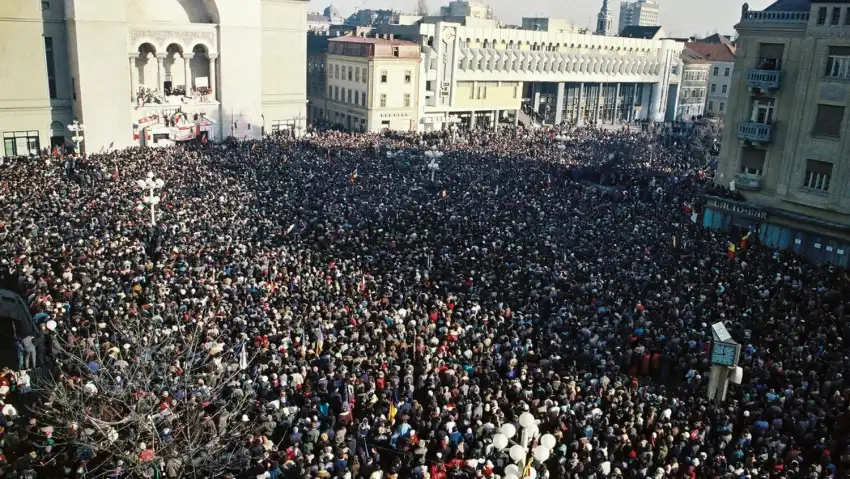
388,402,398,422
350,168,359,184
727,242,737,258
740,231,752,250
132,124,140,141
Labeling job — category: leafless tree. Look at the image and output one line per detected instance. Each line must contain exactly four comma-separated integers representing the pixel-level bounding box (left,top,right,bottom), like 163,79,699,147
415,0,430,16
33,312,259,478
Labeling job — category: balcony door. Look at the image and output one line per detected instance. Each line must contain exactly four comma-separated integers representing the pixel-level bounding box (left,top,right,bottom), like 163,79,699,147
751,99,775,124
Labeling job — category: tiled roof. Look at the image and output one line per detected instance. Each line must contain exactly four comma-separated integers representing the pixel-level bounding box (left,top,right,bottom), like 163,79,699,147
685,42,736,63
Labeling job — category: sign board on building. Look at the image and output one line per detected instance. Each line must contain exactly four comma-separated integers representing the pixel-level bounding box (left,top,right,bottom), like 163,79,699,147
711,199,768,220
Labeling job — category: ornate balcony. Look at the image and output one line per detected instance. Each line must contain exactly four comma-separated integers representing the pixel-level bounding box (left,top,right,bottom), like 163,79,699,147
740,4,809,24
747,69,780,90
738,120,773,143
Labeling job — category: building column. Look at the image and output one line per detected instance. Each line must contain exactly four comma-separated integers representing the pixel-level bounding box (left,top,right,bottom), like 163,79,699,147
554,82,565,125
129,54,137,102
532,84,541,116
578,83,584,124
632,84,639,121
597,83,603,124
493,110,499,130
514,109,519,125
156,53,167,93
469,111,476,129
207,54,218,100
184,53,194,90
649,82,664,122
614,83,620,124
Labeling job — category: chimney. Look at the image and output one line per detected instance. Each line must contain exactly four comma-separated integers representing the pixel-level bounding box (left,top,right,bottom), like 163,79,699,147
389,34,395,41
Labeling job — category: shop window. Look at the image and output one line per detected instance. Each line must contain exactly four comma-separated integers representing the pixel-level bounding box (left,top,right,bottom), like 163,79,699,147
3,131,40,157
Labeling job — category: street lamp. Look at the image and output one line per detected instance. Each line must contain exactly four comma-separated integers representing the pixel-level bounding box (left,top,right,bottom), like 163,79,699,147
135,172,165,227
424,147,443,182
68,119,85,156
491,412,557,479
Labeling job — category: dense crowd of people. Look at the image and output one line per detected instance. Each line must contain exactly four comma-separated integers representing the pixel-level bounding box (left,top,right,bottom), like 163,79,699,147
0,121,848,479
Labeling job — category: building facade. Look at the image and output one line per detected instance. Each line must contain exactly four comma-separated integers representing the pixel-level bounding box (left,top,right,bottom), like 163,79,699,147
686,41,736,117
440,0,494,20
675,50,710,120
618,0,660,35
0,0,308,155
373,20,684,130
711,0,850,264
521,17,580,34
311,36,421,132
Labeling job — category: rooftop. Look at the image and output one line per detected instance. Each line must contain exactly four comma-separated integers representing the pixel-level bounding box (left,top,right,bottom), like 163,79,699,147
619,25,662,39
685,42,736,63
328,35,418,46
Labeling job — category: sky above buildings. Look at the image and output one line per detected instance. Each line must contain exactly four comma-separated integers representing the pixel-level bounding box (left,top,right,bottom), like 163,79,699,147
311,0,777,37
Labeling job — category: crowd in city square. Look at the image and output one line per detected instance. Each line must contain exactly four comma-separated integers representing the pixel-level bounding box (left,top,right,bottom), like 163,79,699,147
0,120,847,479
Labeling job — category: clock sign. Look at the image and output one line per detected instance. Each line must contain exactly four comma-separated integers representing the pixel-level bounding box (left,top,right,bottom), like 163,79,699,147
711,342,739,366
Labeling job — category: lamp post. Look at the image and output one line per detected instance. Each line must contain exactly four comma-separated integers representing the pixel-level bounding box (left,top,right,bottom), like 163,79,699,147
425,147,443,182
135,172,165,227
68,119,85,156
491,412,557,479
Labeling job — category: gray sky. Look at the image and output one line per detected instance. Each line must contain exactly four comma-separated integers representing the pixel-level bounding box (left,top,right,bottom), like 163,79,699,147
310,0,777,38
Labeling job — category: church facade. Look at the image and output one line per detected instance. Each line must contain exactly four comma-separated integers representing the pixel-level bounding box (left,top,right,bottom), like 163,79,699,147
0,0,308,155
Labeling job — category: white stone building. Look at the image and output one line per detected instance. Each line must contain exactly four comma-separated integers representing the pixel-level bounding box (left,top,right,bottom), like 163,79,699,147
374,20,684,130
675,51,710,121
0,0,308,156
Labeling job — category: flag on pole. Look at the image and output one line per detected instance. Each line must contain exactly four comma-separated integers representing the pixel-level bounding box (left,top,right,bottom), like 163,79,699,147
388,402,398,422
739,230,752,249
350,168,359,184
727,242,737,259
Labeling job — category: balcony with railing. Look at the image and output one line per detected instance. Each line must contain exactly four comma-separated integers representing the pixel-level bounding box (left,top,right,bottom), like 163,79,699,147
747,68,781,90
734,172,764,190
738,120,773,143
739,4,810,25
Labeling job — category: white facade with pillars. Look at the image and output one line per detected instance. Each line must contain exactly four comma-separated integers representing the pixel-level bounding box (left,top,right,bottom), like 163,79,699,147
0,0,308,155
376,21,684,130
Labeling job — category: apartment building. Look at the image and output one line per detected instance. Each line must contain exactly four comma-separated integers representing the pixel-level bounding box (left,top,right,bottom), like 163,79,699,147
686,41,736,117
313,35,421,132
675,49,711,120
710,0,850,265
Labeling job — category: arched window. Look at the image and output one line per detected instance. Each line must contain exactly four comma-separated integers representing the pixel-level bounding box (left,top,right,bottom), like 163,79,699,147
483,40,490,49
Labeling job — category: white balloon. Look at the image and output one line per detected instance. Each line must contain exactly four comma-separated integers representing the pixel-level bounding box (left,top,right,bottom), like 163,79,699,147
519,412,536,429
505,464,520,477
509,444,527,462
533,445,550,462
500,423,517,439
540,433,557,450
493,433,509,450
525,424,539,439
